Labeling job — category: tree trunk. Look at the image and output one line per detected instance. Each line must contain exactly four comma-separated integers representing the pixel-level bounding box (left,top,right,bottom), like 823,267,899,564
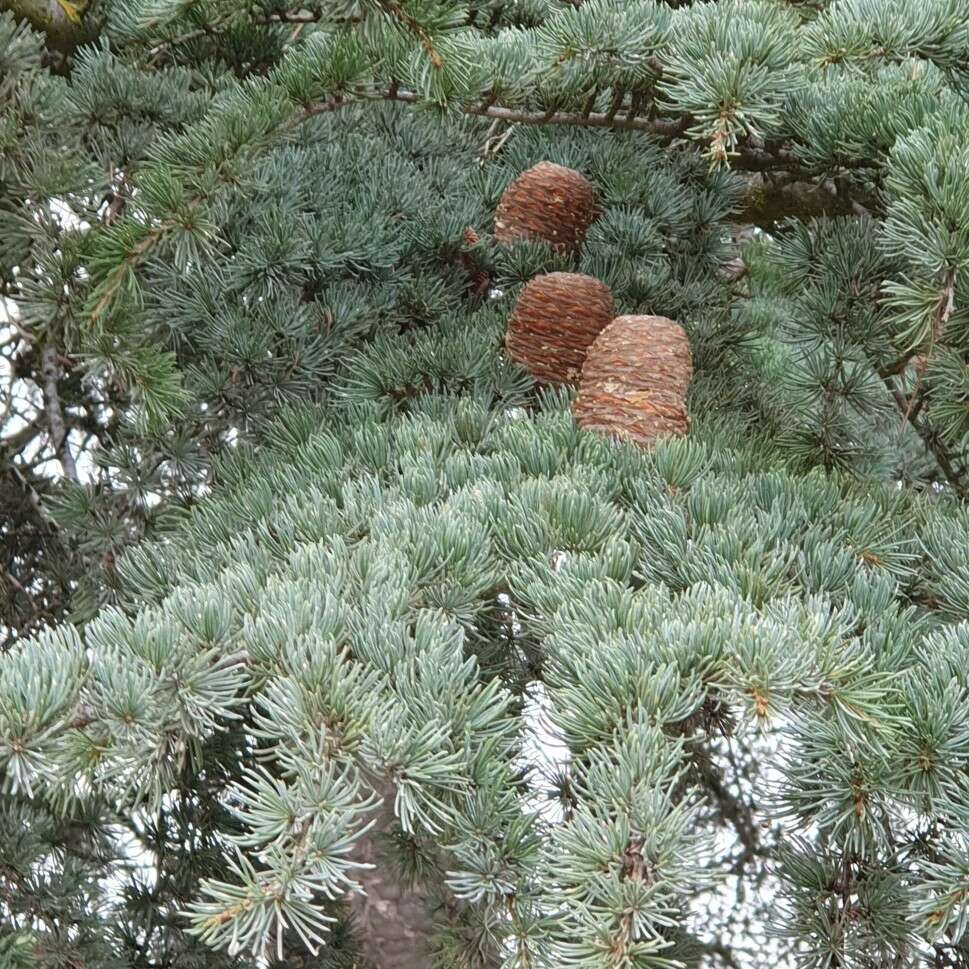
348,785,435,969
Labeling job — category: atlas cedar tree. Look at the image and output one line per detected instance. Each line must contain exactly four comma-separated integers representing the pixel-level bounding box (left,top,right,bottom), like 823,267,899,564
2,2,969,969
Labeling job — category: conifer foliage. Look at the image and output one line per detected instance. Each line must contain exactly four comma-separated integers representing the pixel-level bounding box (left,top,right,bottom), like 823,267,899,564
3,1,969,968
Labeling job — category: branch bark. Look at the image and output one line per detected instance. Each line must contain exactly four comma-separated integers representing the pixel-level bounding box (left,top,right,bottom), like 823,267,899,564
366,87,694,138
303,88,881,182
40,343,78,482
348,781,436,969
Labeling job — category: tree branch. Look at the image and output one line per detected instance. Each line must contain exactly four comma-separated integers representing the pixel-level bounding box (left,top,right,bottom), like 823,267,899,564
0,0,63,30
307,88,880,178
88,226,165,323
317,87,695,138
1,414,48,456
690,936,744,969
40,343,78,482
884,379,969,500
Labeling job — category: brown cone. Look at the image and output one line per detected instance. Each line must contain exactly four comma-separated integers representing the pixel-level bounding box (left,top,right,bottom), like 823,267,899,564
505,273,615,384
494,161,597,254
573,315,693,448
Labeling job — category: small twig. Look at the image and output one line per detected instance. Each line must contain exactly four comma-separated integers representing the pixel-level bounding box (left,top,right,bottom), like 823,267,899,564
378,0,444,68
479,121,517,159
932,268,957,343
694,937,744,969
477,117,500,153
0,302,35,343
100,185,130,226
148,27,208,61
878,352,913,379
692,744,762,870
89,228,163,323
259,11,323,24
1,415,48,454
604,86,625,123
9,463,46,516
3,566,40,618
895,267,957,431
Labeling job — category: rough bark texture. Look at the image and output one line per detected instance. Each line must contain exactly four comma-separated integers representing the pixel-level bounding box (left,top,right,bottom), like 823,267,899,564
347,783,435,969
40,343,78,481
573,314,693,447
505,272,614,384
738,174,871,228
494,161,597,254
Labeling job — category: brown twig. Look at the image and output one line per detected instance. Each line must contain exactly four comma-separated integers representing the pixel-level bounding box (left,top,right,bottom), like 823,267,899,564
889,266,958,438
931,268,957,344
734,142,875,174
378,0,444,68
293,85,695,138
479,120,517,159
1,415,48,455
89,228,164,323
3,566,40,618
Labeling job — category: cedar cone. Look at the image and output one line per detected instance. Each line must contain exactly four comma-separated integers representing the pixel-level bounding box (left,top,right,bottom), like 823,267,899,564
573,315,693,448
505,272,615,384
494,161,597,254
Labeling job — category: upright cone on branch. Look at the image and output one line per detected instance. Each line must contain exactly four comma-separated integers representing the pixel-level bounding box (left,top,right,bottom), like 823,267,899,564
494,161,598,254
505,272,615,384
574,315,693,448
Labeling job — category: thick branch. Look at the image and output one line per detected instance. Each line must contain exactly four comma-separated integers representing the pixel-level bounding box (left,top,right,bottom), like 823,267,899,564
310,86,694,138
738,175,869,228
390,88,693,136
696,753,761,870
348,780,436,969
313,88,880,179
0,0,62,30
40,343,78,482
